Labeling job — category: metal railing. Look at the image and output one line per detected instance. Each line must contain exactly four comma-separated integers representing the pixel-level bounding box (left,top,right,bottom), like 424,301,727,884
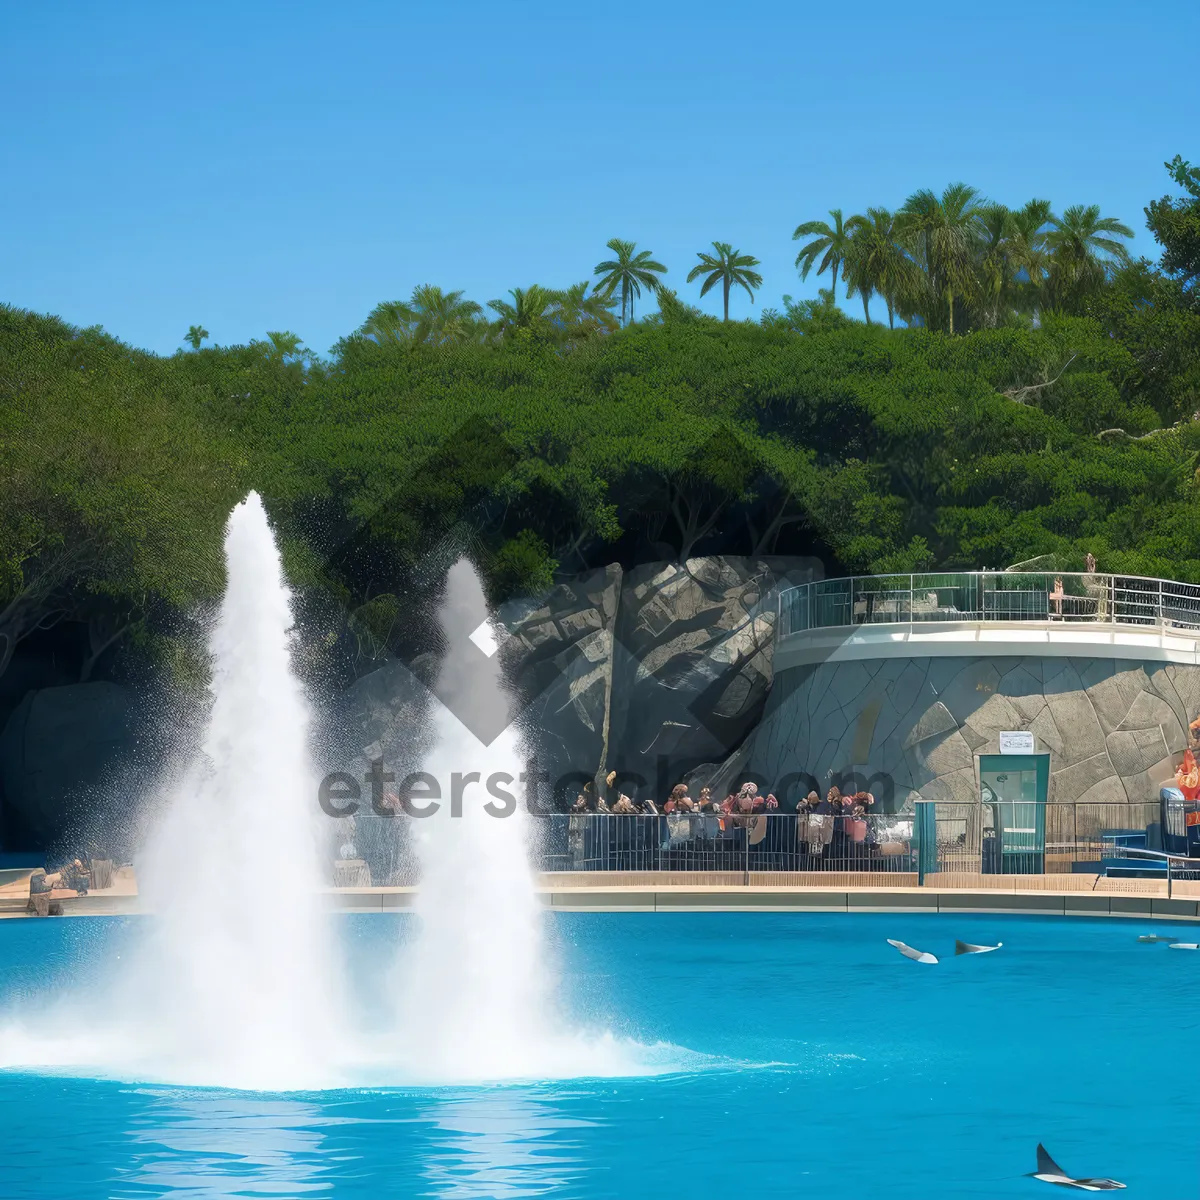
776,572,1200,638
533,805,1200,886
538,812,915,876
1097,847,1200,898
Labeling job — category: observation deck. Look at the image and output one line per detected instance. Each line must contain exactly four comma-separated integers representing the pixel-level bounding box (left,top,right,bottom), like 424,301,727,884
774,571,1200,670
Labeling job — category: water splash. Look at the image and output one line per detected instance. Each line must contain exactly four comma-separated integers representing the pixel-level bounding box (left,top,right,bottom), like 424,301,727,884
394,559,675,1082
397,560,563,1079
0,530,692,1088
0,493,343,1089
128,492,341,1086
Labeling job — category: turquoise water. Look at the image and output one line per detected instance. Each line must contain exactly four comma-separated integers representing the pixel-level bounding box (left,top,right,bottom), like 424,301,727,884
0,912,1196,1198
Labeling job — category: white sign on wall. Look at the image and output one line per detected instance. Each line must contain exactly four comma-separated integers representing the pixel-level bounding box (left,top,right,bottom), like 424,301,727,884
998,730,1036,755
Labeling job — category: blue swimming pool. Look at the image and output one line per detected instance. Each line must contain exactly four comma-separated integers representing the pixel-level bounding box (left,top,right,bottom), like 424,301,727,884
0,912,1195,1198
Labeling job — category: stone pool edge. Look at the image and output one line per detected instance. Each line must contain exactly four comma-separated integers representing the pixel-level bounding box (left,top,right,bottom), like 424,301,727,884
9,887,1198,921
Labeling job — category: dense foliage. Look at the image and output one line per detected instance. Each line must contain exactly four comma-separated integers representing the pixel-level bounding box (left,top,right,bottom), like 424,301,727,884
2,161,1199,686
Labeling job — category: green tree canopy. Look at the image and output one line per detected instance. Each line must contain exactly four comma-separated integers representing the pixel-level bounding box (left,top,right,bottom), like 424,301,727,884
1147,156,1200,305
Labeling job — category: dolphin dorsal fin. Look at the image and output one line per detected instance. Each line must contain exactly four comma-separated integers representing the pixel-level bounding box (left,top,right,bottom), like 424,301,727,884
1037,1144,1067,1176
955,939,969,955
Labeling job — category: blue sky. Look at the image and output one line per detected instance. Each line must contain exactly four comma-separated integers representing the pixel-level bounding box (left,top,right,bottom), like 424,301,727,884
2,0,1196,356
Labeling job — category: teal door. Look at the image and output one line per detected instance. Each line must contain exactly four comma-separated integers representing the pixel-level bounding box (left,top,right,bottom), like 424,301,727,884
979,754,1049,874
914,801,938,884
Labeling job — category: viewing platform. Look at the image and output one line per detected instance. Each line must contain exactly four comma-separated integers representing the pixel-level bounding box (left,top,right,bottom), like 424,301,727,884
774,571,1200,668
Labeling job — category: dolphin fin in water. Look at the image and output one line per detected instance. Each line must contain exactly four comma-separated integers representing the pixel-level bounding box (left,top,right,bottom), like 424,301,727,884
886,938,937,964
1031,1144,1126,1190
955,939,1003,955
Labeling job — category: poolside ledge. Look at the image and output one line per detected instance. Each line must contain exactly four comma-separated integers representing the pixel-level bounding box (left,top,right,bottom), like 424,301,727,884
319,882,1200,920
4,876,1198,920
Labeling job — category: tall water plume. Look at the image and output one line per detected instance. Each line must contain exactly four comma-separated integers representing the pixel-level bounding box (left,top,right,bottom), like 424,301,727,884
128,491,340,1087
399,558,552,1079
394,559,696,1081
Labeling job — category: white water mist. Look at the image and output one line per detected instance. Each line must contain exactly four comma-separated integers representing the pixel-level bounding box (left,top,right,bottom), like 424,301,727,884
130,492,340,1086
399,559,553,1078
395,559,683,1082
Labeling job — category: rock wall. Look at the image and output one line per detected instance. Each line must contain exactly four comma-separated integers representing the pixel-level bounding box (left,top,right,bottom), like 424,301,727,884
492,556,821,799
735,655,1200,811
603,557,821,791
502,563,623,798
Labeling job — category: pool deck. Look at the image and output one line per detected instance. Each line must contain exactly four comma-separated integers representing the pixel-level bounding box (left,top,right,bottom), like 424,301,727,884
3,869,1199,920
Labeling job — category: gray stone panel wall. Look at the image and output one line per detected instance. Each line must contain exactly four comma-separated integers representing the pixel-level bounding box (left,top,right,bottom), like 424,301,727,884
741,655,1200,811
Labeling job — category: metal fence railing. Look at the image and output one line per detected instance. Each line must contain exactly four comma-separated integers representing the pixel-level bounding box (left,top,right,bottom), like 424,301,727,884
531,805,1200,887
537,812,916,876
777,572,1200,639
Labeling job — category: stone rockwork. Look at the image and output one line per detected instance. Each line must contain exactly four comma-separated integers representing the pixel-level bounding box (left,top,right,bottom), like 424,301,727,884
473,556,822,804
500,563,623,801
340,554,820,807
725,655,1200,811
600,556,821,795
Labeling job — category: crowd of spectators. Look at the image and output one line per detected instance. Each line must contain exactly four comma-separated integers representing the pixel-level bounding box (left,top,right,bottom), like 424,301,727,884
571,775,789,819
565,775,895,868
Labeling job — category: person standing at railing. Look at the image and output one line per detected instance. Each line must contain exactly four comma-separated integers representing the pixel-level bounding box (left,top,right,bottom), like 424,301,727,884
568,789,591,866
1049,577,1065,619
847,802,869,862
807,791,836,866
697,793,721,844
664,783,694,849
758,793,784,866
1082,553,1108,621
795,793,817,867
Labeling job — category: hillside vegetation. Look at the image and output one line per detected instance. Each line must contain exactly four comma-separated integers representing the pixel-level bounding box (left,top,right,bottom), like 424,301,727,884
2,160,1199,686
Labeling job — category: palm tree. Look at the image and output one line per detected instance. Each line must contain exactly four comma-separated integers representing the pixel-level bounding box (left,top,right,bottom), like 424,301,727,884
686,242,763,321
487,285,559,339
184,324,209,350
264,331,305,361
974,203,1017,328
896,183,988,333
843,208,910,327
550,282,619,346
360,286,483,346
1007,199,1054,316
406,284,483,345
361,299,416,343
793,209,851,299
592,239,667,325
1043,204,1134,311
